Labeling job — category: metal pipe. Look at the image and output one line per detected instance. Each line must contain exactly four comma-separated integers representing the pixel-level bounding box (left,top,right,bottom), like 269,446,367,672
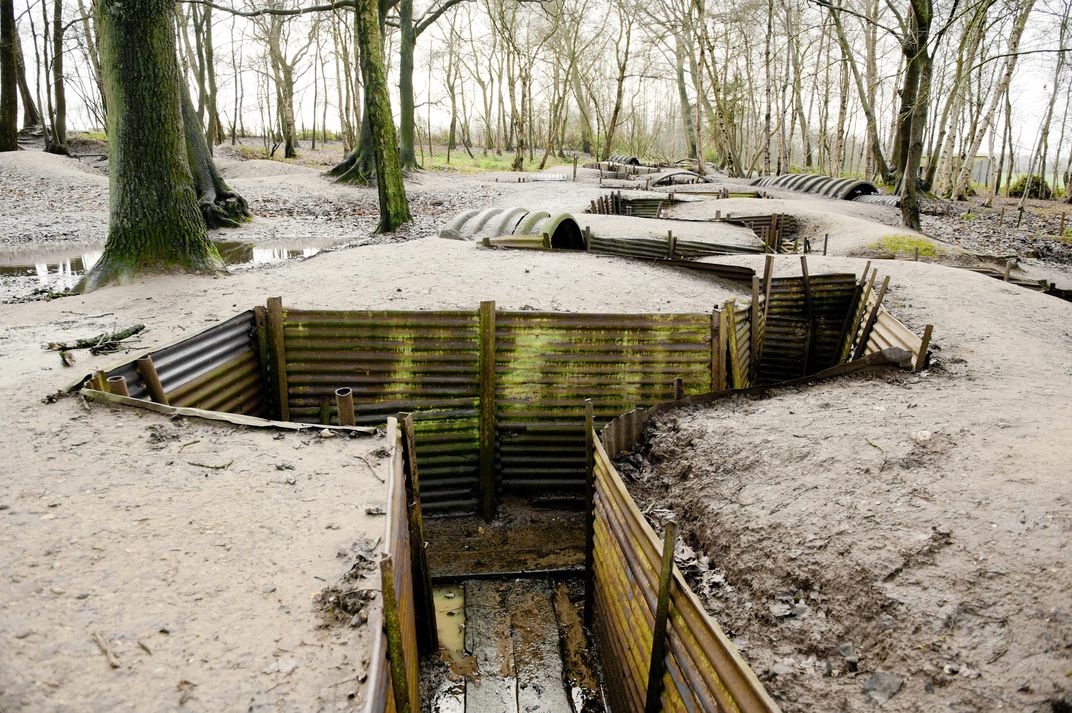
335,387,356,426
106,375,129,397
136,356,169,404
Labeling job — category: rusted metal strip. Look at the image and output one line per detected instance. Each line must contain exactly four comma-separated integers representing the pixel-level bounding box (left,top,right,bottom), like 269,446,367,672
266,297,289,421
584,399,596,630
645,521,679,712
478,301,497,521
399,413,437,654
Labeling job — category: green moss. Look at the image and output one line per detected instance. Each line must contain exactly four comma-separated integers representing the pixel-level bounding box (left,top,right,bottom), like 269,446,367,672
867,234,945,257
422,151,573,174
76,130,109,142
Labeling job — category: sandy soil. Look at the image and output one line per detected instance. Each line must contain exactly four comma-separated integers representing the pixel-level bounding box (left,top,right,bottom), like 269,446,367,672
0,152,746,711
624,256,1072,712
2,149,1071,712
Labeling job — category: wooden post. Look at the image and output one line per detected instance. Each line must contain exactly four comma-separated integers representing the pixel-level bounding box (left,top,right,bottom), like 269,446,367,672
823,233,829,256
666,230,675,259
915,325,934,372
852,276,891,360
572,154,578,181
478,301,497,522
1060,212,1067,236
583,399,595,630
724,301,742,389
336,387,356,426
1003,259,1013,282
399,413,438,653
583,226,592,251
750,276,761,382
913,246,919,261
800,256,815,375
999,206,1006,225
136,356,168,405
643,520,678,713
672,377,684,400
266,297,289,421
380,556,413,713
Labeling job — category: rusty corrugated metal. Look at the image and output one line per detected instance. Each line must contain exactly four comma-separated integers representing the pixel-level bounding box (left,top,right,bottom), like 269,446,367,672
591,437,780,712
757,274,858,383
283,309,481,512
102,311,266,417
495,311,713,495
588,235,763,260
753,173,878,201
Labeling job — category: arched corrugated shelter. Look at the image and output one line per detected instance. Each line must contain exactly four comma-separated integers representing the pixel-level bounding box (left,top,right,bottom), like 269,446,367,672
608,154,641,165
753,173,879,201
439,207,585,250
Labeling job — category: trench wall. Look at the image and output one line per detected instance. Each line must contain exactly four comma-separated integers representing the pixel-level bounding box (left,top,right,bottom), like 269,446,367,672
100,310,267,416
591,434,778,712
85,265,932,517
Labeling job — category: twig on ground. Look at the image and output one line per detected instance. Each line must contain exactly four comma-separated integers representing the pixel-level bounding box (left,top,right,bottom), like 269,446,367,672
188,460,234,470
92,631,121,669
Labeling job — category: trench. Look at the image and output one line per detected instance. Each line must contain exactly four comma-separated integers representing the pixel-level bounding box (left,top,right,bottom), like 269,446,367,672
75,259,931,712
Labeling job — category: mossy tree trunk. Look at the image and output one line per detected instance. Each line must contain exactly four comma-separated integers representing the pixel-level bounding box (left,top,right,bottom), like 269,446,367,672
0,0,16,151
354,0,410,231
398,0,418,171
79,0,224,292
180,86,251,228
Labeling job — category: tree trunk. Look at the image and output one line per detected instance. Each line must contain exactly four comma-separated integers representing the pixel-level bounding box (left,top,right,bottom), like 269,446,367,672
398,0,418,170
950,0,1036,198
80,0,224,292
45,0,67,154
900,0,933,232
13,32,41,129
355,0,410,231
181,87,250,228
0,0,16,151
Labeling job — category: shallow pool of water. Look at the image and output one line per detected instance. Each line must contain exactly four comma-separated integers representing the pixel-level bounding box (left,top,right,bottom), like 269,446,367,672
0,239,327,300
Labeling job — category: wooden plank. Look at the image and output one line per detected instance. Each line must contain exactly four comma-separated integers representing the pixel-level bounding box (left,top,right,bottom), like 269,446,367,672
507,582,573,712
478,301,497,521
464,580,517,713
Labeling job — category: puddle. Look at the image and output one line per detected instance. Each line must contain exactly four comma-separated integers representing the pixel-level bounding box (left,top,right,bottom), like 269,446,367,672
0,239,328,301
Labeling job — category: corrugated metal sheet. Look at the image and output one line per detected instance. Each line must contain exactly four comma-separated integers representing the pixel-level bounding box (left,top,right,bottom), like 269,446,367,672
757,274,858,383
863,307,926,369
282,309,482,512
102,311,266,417
495,311,714,495
588,235,763,260
592,437,780,712
753,173,878,201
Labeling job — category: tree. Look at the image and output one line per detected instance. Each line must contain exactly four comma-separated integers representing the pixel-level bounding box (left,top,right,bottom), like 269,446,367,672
79,0,225,291
0,0,16,151
355,0,410,230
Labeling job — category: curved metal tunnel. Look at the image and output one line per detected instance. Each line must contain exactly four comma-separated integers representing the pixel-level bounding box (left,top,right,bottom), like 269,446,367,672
753,173,879,201
439,207,586,250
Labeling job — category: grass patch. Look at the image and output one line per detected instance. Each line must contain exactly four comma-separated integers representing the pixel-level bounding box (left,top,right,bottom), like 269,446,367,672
868,234,945,257
420,150,573,174
74,130,108,142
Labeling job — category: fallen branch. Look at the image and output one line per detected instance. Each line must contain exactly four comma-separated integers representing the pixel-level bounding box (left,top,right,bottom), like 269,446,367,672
47,324,146,355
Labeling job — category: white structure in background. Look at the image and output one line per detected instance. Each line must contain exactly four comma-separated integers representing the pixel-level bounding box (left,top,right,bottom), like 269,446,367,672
34,251,103,290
